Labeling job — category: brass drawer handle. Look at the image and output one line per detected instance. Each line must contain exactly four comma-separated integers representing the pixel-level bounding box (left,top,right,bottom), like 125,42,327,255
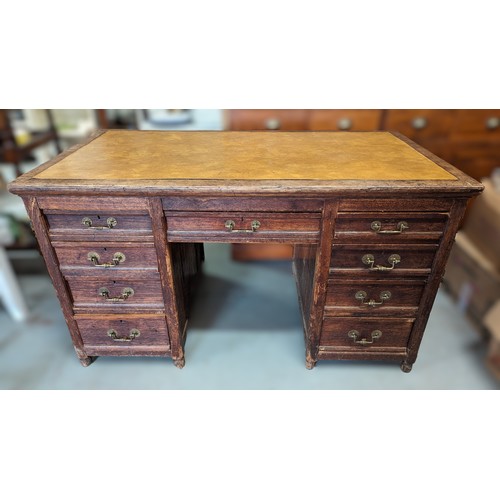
99,287,134,302
82,217,117,230
362,253,401,271
224,219,261,233
348,329,382,345
355,290,391,307
107,328,140,342
87,251,125,268
370,220,409,234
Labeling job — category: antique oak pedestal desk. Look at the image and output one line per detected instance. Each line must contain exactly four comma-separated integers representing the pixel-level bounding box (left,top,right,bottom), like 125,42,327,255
9,130,483,372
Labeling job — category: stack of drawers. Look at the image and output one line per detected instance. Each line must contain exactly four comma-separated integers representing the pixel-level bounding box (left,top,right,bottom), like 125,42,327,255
316,198,452,371
40,198,171,358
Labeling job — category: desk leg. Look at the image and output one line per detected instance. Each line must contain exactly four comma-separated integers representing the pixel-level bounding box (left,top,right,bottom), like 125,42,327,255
305,348,317,370
173,352,185,369
80,355,97,367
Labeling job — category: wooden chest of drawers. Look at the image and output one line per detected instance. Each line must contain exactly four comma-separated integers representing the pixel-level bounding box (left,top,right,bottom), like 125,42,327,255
8,130,483,372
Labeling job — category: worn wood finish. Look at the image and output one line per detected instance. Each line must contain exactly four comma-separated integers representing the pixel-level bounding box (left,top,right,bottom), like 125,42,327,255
148,198,188,368
324,279,426,317
304,200,338,369
23,197,95,366
66,277,164,313
162,196,323,212
46,213,152,234
8,130,483,371
320,317,415,349
292,243,318,347
334,212,448,243
166,211,321,243
330,244,438,276
76,315,170,350
338,198,454,212
52,241,159,276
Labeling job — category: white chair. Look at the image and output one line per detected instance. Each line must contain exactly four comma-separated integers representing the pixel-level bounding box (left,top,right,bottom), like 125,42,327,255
0,192,29,321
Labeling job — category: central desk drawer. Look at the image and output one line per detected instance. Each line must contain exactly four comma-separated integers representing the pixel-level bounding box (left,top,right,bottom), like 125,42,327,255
166,212,321,243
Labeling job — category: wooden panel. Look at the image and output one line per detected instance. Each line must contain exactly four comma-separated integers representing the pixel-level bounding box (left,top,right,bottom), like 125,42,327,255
320,317,415,349
450,143,500,180
384,110,454,139
76,315,170,350
66,277,164,312
166,212,321,243
46,213,153,242
338,198,453,212
324,279,426,316
162,196,323,212
53,241,159,277
309,110,382,131
37,196,149,211
453,110,500,137
334,212,448,242
33,131,457,181
293,243,318,335
228,110,309,130
233,243,293,260
330,244,438,277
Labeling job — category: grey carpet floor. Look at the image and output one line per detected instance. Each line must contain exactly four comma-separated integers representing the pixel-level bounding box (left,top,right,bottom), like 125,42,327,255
0,243,497,389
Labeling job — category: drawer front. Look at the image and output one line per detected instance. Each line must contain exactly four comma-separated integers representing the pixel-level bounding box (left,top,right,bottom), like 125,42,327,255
67,277,164,312
451,145,500,181
384,109,454,139
53,242,159,277
338,198,453,213
324,279,426,317
76,316,169,349
166,212,321,243
309,109,382,131
46,212,153,241
228,109,309,130
334,212,448,242
320,317,414,350
330,244,437,277
453,110,500,137
162,196,323,212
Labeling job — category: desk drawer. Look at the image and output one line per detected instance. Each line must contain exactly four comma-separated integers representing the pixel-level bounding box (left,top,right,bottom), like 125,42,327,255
309,109,381,131
46,212,153,242
166,212,321,243
76,315,170,353
324,279,426,317
67,277,165,313
53,242,159,277
320,317,414,350
330,244,437,277
334,212,448,243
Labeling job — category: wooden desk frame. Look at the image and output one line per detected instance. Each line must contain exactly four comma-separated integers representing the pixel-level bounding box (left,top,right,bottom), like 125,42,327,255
9,130,483,372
